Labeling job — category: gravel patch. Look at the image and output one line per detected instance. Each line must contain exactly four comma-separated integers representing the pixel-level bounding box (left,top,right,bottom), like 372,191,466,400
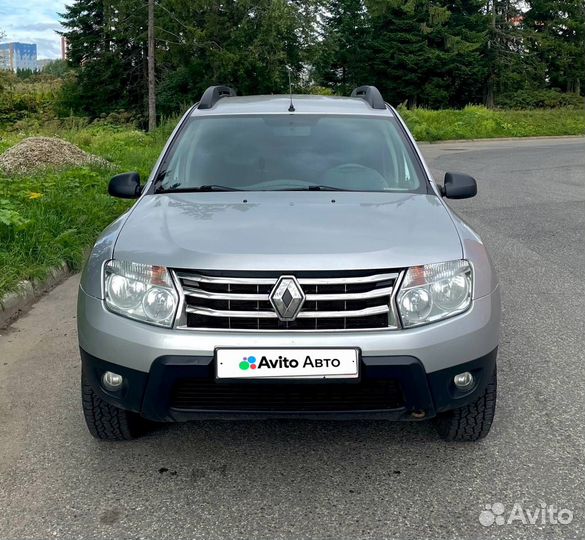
0,137,110,176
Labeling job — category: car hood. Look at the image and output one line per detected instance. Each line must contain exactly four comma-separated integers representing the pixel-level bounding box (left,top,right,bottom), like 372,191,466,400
114,192,462,271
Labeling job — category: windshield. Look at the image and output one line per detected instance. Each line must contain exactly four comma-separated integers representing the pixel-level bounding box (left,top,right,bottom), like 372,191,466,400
156,115,428,193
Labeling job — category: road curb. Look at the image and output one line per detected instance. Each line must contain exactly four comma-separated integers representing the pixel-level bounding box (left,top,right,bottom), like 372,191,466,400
0,263,72,329
418,134,585,144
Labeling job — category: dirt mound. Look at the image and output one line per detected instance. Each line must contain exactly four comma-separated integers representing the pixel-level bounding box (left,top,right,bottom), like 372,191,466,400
0,137,110,176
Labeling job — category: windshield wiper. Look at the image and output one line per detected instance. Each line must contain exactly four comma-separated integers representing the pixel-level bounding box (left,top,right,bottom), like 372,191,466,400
156,184,243,193
156,183,345,193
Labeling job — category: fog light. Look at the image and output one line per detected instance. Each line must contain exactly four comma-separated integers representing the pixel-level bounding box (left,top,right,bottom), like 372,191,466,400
102,371,124,391
453,371,474,390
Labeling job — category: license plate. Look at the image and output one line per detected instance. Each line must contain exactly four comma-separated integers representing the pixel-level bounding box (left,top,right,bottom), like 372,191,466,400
216,348,359,380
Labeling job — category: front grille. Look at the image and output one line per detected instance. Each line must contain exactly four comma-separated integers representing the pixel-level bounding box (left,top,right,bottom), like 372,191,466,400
171,378,404,411
174,269,401,331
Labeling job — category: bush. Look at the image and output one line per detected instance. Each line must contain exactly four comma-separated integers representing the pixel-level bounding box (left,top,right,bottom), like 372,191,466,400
0,74,64,129
399,105,585,141
497,89,584,109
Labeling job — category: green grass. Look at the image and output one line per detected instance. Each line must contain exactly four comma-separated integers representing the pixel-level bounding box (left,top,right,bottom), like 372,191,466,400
400,105,585,142
0,122,174,297
0,106,584,298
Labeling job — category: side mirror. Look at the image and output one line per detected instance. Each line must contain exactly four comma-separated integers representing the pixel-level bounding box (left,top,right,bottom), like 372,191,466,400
442,172,477,199
108,172,142,199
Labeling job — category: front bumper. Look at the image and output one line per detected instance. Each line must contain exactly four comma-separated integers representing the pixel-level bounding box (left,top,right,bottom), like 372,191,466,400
78,286,500,422
77,286,500,375
81,347,497,422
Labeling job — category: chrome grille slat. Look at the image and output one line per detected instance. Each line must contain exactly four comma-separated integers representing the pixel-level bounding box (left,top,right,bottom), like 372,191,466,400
186,306,277,318
306,287,393,301
182,285,393,302
176,272,398,286
174,269,402,331
298,305,389,318
298,273,398,285
185,304,389,319
184,288,270,301
177,274,277,285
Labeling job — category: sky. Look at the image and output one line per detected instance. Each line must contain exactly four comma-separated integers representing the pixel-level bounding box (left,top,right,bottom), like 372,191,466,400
0,0,68,59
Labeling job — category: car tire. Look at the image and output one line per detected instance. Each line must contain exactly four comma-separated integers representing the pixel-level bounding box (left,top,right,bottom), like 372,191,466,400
81,373,148,441
434,365,497,442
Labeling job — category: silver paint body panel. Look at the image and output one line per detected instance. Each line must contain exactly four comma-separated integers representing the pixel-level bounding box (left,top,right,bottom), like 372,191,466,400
111,192,463,275
78,286,500,374
78,94,500,376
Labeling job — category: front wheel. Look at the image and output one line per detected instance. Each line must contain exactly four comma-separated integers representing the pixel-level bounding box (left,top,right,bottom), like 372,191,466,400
434,365,497,442
81,372,149,441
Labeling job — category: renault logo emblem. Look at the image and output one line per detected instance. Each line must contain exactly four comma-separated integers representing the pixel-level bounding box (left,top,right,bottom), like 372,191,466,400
269,276,305,321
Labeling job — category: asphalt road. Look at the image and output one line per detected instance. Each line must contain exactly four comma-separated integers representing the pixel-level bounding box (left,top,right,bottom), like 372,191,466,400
1,136,584,540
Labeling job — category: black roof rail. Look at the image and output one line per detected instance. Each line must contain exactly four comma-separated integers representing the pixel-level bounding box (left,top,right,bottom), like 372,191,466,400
198,85,237,109
350,85,386,110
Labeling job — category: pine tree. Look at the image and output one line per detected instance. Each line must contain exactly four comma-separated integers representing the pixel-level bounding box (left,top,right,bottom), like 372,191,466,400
155,0,306,115
56,0,583,118
360,0,488,107
312,0,371,93
60,0,148,118
525,0,585,94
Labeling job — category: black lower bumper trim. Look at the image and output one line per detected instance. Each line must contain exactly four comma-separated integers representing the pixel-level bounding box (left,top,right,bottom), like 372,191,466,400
427,347,498,413
80,351,148,414
171,378,404,411
80,347,497,422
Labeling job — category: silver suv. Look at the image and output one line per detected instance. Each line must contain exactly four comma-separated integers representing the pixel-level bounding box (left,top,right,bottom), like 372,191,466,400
78,86,500,442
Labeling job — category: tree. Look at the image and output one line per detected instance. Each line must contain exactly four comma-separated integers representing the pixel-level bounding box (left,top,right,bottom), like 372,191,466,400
60,0,149,118
0,28,10,97
525,0,585,94
56,0,584,119
483,0,527,107
147,0,156,131
312,0,371,94
315,0,489,108
40,59,74,78
155,0,306,116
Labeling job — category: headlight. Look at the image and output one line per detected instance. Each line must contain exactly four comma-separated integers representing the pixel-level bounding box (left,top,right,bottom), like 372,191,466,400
104,260,179,327
397,260,472,328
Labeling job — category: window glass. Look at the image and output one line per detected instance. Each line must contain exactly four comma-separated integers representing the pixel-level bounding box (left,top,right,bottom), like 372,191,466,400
159,115,428,192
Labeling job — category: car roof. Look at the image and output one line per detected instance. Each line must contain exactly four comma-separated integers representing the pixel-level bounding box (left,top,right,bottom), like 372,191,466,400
190,94,394,116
